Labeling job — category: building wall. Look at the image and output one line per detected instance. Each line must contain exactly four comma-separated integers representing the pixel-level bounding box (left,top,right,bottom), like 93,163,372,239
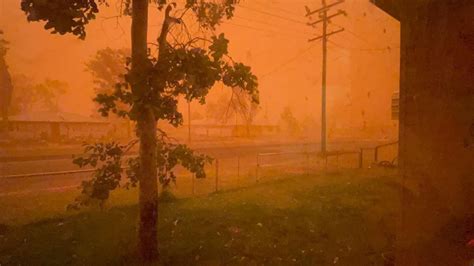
60,123,109,139
193,125,280,138
194,126,234,138
8,122,50,139
392,0,474,260
8,121,110,141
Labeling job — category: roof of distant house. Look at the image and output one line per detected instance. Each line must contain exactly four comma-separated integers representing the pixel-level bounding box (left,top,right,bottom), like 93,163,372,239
8,111,109,124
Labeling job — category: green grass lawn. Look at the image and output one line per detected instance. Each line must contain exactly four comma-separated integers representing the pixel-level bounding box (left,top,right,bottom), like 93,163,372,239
0,170,401,265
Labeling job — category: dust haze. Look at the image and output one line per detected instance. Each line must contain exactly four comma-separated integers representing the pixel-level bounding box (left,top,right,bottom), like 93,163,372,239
1,0,399,141
1,0,472,265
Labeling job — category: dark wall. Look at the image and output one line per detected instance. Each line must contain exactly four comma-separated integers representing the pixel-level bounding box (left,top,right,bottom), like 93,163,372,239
373,0,473,263
399,0,473,220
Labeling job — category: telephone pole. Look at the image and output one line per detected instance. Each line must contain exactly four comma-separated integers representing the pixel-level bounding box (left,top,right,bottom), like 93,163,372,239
305,0,346,154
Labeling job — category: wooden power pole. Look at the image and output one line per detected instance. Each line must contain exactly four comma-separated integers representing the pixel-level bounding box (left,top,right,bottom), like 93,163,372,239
305,0,345,154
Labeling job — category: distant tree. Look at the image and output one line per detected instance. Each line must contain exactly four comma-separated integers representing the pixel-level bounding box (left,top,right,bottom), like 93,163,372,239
280,106,301,135
85,48,131,137
191,110,204,120
21,0,258,260
85,47,129,96
206,88,260,136
230,87,260,136
0,30,13,130
9,76,68,114
205,91,235,123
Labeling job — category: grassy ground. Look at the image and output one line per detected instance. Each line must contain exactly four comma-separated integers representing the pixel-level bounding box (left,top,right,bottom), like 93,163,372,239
0,170,401,265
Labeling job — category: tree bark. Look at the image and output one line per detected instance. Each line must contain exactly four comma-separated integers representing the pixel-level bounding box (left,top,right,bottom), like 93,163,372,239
131,0,159,261
0,59,12,135
137,109,158,261
0,103,7,133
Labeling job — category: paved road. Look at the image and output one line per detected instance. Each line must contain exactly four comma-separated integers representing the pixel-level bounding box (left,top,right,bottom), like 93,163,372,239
0,140,383,175
0,141,311,175
0,140,393,196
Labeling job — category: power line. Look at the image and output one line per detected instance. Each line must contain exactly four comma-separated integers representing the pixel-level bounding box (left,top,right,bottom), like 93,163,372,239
317,20,401,52
222,21,307,39
238,5,308,25
330,21,369,44
260,45,317,80
328,39,397,52
252,0,303,17
233,15,313,36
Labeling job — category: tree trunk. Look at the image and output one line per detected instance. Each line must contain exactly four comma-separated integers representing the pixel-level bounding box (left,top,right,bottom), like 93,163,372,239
137,110,158,261
0,60,12,135
1,104,7,133
131,0,159,261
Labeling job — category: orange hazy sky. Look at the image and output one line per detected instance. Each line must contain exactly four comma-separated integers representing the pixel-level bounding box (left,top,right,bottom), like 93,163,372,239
0,0,399,127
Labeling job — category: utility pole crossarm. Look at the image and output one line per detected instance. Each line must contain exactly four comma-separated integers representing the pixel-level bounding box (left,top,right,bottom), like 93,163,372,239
308,28,345,42
307,10,347,26
304,0,346,155
305,0,344,17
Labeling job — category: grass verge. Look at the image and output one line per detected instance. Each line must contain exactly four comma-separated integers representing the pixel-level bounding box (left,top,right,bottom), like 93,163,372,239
0,170,401,265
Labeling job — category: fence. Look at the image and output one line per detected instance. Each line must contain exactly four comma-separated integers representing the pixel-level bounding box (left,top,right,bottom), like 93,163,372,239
0,141,399,198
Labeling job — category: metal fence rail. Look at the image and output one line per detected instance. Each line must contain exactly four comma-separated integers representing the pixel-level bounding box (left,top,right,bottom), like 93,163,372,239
1,169,96,179
0,141,399,197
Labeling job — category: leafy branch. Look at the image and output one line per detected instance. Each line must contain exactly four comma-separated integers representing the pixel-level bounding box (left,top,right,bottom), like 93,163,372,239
24,1,258,207
71,134,212,208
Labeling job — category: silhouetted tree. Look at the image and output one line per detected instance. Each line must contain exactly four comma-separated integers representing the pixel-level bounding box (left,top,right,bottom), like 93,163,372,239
86,47,129,96
206,88,259,137
9,76,68,114
86,48,132,136
21,0,258,261
0,30,13,131
205,92,235,123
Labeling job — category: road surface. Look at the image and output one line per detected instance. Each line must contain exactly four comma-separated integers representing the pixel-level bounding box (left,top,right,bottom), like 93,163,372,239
0,140,394,196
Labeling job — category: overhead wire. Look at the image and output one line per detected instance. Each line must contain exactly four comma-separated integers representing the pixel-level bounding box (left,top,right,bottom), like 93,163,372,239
227,3,400,82
329,37,399,52
232,15,313,36
238,4,308,25
252,0,304,17
222,21,307,39
260,44,318,80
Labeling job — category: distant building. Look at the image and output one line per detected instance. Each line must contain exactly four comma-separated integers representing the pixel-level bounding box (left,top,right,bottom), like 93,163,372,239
6,111,110,142
190,120,279,138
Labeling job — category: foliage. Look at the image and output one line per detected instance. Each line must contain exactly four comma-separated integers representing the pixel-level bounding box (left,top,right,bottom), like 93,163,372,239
205,92,234,123
21,0,239,38
85,48,130,119
20,0,106,39
86,48,130,95
22,1,258,207
80,2,257,203
206,87,259,127
9,76,68,114
230,87,260,128
95,34,258,123
72,141,130,208
72,134,212,207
